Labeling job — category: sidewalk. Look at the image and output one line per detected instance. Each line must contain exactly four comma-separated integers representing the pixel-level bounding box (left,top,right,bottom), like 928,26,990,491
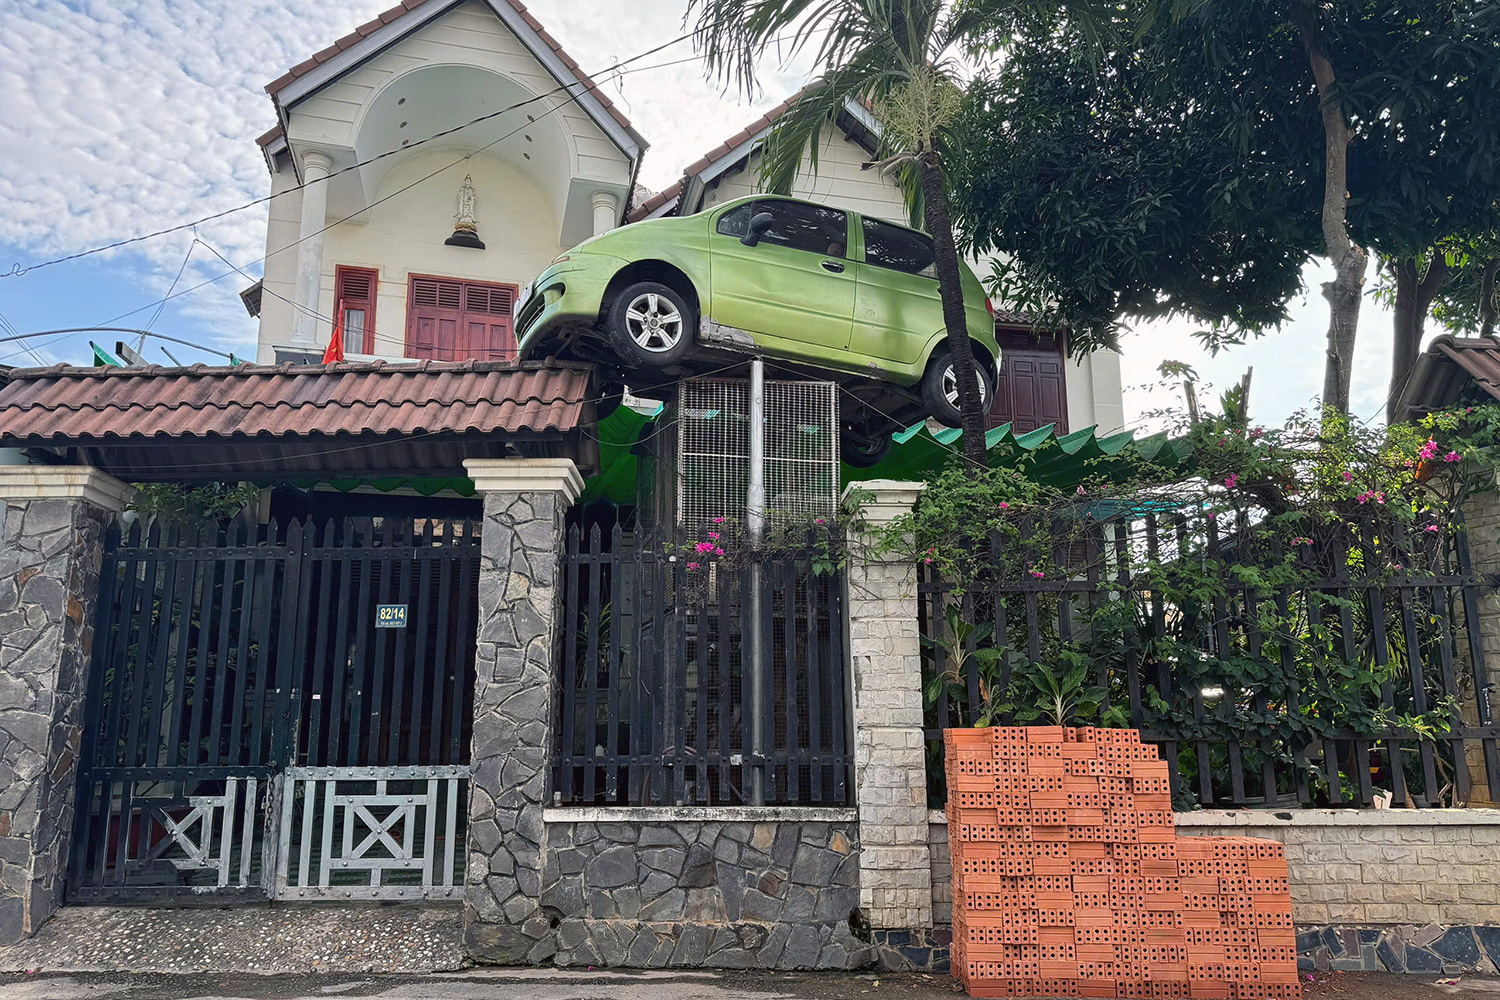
0,970,1495,1000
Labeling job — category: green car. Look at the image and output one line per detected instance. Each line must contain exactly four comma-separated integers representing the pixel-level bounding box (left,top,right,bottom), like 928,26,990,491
515,194,1000,464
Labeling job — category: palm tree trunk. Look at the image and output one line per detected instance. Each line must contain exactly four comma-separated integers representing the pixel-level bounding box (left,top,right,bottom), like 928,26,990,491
1482,260,1498,339
918,149,989,471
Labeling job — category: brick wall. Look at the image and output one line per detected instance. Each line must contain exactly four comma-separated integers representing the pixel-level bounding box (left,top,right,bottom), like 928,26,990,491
930,809,1500,974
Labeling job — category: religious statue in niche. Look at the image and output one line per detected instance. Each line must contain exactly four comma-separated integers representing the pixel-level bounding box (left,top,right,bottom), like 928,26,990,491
445,174,486,249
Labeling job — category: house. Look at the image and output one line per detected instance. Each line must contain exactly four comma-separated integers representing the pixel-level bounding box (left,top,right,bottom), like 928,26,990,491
242,3,1124,437
245,0,645,366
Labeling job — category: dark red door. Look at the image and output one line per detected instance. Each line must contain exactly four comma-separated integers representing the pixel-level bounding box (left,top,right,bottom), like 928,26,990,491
405,276,516,361
988,331,1069,433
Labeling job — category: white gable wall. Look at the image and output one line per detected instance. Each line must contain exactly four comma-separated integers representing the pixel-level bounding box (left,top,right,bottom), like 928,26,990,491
255,0,635,362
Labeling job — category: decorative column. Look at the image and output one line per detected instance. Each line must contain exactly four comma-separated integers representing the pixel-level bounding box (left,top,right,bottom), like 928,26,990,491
841,480,933,931
590,191,619,237
290,149,334,348
0,466,133,944
461,457,583,964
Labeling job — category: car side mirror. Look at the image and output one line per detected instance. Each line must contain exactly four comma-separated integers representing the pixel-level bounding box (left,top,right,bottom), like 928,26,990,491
741,212,775,247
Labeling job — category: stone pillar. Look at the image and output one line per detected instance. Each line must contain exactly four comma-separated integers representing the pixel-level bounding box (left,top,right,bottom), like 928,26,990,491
0,466,133,944
591,191,619,236
291,149,334,348
461,457,583,964
841,479,932,930
1461,479,1500,805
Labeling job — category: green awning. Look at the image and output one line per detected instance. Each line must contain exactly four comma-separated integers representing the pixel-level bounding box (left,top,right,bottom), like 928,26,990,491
578,411,1194,504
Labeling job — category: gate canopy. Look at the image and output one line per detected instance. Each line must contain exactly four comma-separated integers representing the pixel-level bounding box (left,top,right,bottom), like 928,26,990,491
0,359,599,482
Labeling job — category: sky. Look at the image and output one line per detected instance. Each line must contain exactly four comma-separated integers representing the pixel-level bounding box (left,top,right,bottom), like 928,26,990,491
0,0,1404,429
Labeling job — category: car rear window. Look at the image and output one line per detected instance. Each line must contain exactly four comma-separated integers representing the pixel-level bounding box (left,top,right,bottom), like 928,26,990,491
862,218,936,278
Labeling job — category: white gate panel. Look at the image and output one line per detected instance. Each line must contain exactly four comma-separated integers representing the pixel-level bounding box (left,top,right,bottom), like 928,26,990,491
274,766,470,900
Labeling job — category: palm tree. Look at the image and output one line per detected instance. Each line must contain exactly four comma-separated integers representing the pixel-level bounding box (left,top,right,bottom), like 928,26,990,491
688,0,994,469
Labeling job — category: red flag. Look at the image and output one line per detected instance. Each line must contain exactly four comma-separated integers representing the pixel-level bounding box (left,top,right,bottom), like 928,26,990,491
322,313,344,364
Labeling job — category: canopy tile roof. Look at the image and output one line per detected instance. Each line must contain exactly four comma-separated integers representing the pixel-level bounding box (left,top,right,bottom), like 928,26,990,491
1395,336,1500,421
0,360,598,481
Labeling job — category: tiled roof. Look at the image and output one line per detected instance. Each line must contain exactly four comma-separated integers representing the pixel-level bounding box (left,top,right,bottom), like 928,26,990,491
627,87,816,223
264,0,642,147
0,360,594,442
1394,335,1500,421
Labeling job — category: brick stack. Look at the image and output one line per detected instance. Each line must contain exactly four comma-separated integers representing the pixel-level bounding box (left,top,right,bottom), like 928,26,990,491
946,726,1301,999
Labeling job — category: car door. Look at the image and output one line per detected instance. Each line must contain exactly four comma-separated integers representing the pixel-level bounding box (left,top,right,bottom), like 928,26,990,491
707,199,856,363
850,216,942,367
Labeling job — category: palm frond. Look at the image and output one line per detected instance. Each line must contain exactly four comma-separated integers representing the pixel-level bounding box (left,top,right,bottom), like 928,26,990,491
756,58,897,194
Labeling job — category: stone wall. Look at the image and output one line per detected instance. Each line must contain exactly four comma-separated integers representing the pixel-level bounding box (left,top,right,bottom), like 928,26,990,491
0,493,114,944
540,808,871,969
927,809,1500,974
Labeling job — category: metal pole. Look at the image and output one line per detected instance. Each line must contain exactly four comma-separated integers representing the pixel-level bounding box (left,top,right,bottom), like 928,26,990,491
747,358,766,805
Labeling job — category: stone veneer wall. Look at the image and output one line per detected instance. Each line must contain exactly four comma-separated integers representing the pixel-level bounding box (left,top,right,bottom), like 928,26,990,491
540,809,871,969
928,809,1500,975
0,497,111,944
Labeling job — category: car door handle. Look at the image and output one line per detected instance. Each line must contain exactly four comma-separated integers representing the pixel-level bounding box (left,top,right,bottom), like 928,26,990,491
822,260,845,273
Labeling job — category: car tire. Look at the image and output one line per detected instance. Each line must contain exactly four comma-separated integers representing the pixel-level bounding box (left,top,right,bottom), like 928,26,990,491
604,281,694,369
921,348,993,428
842,431,893,468
595,380,626,420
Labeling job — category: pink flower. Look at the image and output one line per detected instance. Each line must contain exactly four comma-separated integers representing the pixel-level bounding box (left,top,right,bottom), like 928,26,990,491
1206,512,1217,521
715,547,725,556
1224,474,1238,489
712,516,726,524
1030,569,1045,579
708,531,720,541
1249,427,1265,439
925,557,933,565
1419,439,1439,461
1293,537,1312,546
814,518,826,525
696,541,715,554
1342,470,1353,482
1425,524,1440,533
998,502,1010,509
1077,485,1086,496
687,561,701,570
1445,451,1462,463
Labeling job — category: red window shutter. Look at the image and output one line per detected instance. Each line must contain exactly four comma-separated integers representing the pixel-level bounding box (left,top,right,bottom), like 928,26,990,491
405,276,517,361
334,266,379,354
988,333,1069,434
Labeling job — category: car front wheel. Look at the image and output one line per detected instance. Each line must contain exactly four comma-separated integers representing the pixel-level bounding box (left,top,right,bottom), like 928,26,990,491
921,348,993,428
605,281,694,368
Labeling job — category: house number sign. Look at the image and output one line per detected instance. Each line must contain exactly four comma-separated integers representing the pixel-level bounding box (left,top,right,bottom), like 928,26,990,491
376,604,408,628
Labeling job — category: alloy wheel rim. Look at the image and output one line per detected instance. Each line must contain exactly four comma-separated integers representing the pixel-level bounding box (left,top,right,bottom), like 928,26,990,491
625,292,683,352
942,363,988,409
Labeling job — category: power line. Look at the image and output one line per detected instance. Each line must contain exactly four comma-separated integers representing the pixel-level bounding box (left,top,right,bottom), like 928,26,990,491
0,33,721,280
0,45,743,365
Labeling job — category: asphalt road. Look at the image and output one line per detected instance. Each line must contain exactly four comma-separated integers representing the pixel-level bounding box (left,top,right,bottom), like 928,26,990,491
1,970,1495,1000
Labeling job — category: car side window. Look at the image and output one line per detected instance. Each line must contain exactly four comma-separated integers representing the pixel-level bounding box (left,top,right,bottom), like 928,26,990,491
757,201,848,258
862,218,936,278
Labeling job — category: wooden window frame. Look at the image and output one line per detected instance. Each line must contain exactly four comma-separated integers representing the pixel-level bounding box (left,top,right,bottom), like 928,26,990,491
404,273,519,362
333,265,380,355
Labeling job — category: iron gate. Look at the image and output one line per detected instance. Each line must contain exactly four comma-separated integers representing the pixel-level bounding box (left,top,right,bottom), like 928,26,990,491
67,516,479,903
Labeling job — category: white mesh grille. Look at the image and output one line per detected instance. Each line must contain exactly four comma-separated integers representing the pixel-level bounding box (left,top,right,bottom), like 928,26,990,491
664,377,840,535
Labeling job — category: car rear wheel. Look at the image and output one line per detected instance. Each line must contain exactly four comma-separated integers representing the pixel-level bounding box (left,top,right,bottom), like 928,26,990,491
605,281,694,368
921,348,993,428
842,431,893,468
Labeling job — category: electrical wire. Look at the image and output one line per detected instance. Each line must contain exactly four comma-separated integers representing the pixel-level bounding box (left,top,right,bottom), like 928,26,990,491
0,31,732,280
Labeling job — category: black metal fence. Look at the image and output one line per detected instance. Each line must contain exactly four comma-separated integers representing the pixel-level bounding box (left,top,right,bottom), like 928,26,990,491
553,525,852,807
69,516,479,901
920,510,1500,810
